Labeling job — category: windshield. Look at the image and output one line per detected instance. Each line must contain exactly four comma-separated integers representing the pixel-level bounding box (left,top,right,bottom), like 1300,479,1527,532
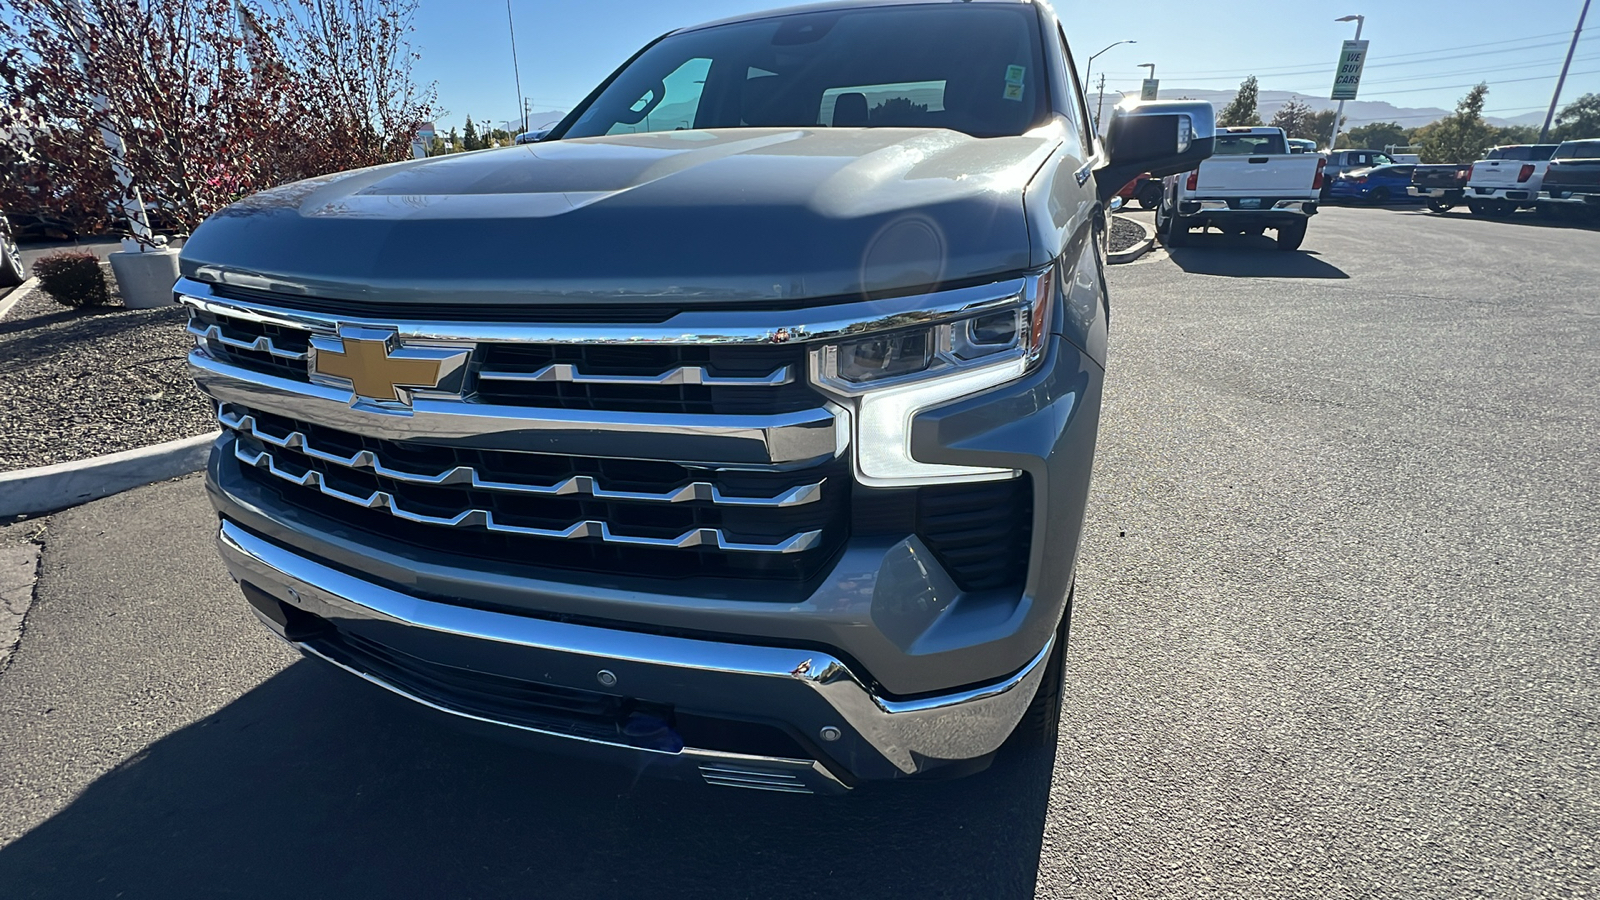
1212,132,1288,155
559,5,1049,140
1555,140,1600,159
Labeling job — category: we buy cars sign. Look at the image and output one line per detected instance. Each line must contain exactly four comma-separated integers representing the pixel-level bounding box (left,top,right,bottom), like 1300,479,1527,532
1331,40,1369,100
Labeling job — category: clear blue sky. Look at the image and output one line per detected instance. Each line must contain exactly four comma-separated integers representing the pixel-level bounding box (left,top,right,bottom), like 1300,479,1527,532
414,0,1597,132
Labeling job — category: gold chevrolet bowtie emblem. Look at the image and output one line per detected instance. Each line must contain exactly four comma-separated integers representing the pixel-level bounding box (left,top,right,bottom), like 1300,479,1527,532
309,327,468,404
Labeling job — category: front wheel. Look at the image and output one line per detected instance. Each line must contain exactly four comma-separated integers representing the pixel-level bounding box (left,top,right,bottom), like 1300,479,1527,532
0,234,23,288
1009,587,1072,748
1137,182,1161,210
1370,187,1391,204
1276,220,1307,251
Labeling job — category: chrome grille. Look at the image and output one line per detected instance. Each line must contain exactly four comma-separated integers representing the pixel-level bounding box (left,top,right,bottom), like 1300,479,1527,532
221,405,849,585
183,300,824,416
472,343,819,415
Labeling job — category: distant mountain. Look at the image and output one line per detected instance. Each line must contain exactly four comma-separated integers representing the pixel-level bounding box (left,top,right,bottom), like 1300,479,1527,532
1091,89,1540,131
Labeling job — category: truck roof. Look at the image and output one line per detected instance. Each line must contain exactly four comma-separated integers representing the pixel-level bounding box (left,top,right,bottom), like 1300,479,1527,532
682,0,1035,33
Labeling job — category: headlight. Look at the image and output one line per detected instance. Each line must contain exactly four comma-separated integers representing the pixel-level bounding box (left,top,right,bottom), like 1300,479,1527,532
810,266,1056,487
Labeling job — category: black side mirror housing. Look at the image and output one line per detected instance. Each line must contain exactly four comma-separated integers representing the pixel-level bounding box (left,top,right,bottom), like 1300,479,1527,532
1096,99,1216,204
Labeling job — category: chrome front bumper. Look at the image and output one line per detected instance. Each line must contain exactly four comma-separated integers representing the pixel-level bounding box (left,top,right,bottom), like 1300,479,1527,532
217,521,1053,792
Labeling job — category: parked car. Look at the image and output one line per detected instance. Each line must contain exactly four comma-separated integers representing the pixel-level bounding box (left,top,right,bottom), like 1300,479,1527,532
1286,138,1318,154
1320,149,1396,196
1158,125,1321,250
176,0,1215,793
1464,143,1560,217
1408,164,1472,213
1116,173,1162,209
4,210,79,242
1537,138,1600,221
1326,163,1416,204
0,211,25,287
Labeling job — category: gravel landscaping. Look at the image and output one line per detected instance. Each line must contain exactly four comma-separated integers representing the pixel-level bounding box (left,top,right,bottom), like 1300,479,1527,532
0,268,212,472
1109,215,1149,253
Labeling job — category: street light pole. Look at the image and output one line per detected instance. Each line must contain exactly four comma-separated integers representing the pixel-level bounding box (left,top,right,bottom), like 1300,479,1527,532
1083,39,1136,123
1538,0,1590,142
1328,14,1364,152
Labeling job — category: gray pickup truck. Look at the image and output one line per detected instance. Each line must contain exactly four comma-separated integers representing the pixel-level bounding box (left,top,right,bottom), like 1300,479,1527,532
180,0,1212,793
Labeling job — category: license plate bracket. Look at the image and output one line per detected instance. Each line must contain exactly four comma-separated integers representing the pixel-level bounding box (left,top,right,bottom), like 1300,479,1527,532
1239,198,1262,209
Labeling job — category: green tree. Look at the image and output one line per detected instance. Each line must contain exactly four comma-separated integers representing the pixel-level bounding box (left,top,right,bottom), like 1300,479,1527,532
1553,93,1600,141
1304,109,1347,147
462,116,481,151
1347,121,1407,151
1269,99,1316,139
1416,83,1496,163
1492,125,1539,145
1217,76,1263,128
447,126,460,152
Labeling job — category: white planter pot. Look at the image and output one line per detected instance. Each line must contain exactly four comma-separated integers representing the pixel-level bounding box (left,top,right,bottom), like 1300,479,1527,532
108,248,180,309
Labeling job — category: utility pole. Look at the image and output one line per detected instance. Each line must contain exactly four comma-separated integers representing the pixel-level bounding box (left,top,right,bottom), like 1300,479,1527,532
1095,73,1108,134
1328,15,1364,152
1539,0,1590,142
507,0,527,133
524,98,533,135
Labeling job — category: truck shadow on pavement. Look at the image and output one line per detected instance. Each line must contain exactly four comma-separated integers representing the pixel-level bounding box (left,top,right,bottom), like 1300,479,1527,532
0,660,1056,899
1163,240,1350,279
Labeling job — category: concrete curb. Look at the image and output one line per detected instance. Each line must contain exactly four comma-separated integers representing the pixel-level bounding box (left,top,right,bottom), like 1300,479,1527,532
0,431,220,519
0,276,40,322
1107,215,1156,265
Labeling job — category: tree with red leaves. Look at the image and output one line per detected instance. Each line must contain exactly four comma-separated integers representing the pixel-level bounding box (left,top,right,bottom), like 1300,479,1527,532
0,0,438,237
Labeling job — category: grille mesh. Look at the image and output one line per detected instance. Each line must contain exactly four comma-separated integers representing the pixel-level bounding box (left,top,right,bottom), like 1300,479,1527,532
228,408,848,591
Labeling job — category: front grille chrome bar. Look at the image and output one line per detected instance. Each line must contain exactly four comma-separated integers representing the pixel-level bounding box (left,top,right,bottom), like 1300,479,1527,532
175,275,1027,346
477,364,792,387
234,441,824,554
219,407,823,508
187,320,308,361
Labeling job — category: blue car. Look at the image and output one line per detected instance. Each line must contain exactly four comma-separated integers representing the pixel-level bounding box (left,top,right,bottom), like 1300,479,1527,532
1328,163,1418,204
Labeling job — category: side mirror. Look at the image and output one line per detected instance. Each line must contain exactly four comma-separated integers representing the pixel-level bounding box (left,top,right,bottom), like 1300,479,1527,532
515,128,551,145
1096,99,1215,204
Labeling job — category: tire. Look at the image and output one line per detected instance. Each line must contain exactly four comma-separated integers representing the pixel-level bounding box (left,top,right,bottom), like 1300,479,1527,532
1483,201,1516,219
0,234,23,288
1162,211,1190,247
1427,199,1454,214
1137,182,1161,210
1010,587,1073,748
1370,187,1391,204
1276,220,1307,251
1467,200,1490,217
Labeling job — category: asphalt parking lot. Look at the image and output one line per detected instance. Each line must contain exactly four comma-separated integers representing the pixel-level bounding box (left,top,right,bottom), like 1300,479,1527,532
1,206,1596,899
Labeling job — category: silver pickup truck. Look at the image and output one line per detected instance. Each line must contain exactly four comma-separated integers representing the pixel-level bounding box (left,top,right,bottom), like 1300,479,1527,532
180,0,1212,793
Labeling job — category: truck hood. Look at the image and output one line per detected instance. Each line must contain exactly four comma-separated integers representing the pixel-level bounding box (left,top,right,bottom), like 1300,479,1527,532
181,128,1057,308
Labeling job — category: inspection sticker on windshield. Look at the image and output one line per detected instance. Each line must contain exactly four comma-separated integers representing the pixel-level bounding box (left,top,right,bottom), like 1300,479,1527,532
1005,65,1026,84
1003,83,1024,101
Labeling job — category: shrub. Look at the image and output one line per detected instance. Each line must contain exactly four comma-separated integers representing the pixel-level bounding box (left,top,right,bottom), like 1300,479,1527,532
32,251,110,307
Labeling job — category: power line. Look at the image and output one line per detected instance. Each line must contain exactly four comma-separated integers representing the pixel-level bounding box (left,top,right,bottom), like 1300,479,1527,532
1149,30,1577,78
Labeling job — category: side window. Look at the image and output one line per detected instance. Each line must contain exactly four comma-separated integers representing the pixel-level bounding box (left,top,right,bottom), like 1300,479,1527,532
1057,25,1093,156
605,57,711,135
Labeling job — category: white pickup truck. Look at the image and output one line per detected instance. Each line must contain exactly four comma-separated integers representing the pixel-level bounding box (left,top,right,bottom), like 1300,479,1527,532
1157,126,1322,250
1464,143,1561,217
